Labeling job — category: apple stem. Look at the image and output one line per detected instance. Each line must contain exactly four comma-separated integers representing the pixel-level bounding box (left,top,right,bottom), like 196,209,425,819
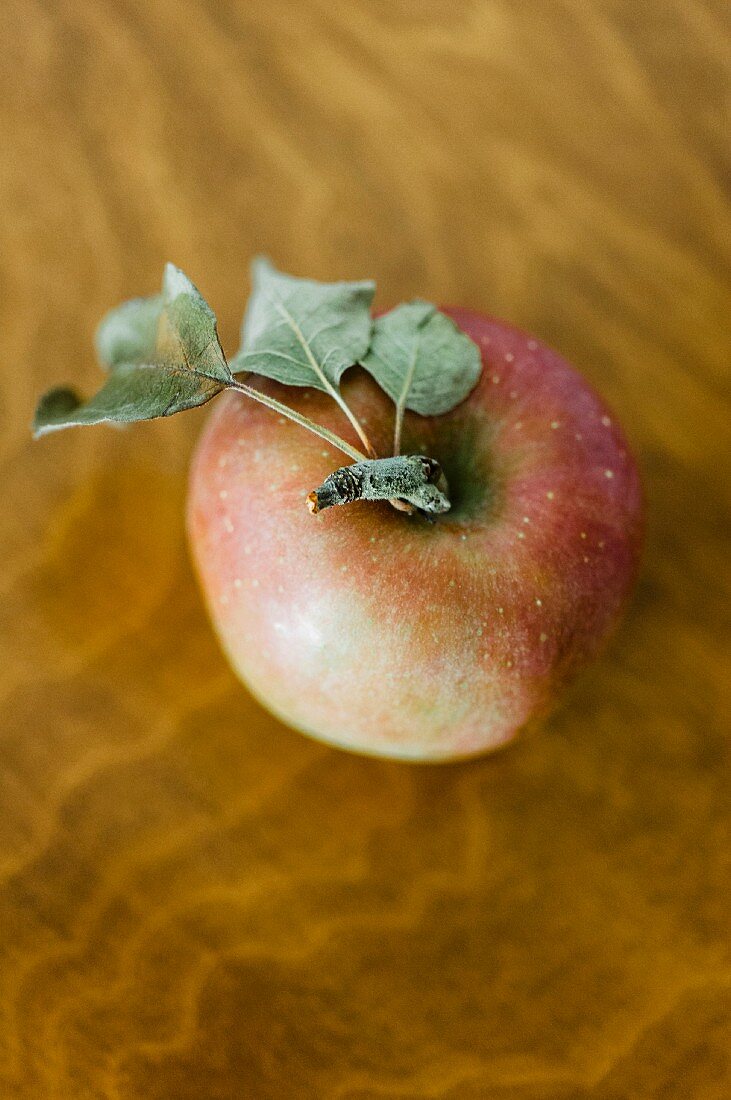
307,455,450,515
331,392,418,511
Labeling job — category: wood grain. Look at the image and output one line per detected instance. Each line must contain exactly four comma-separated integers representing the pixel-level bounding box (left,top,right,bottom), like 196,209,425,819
1,1,729,1096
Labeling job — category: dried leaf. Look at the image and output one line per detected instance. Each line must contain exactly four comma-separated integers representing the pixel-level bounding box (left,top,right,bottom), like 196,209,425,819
95,294,163,370
360,301,481,416
33,366,224,435
34,265,230,436
231,257,375,391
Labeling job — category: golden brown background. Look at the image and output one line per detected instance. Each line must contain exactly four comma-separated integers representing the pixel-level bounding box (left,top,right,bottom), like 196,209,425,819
1,1,729,1097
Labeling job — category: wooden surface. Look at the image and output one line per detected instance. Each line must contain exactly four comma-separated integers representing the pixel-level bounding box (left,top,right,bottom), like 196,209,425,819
1,1,729,1096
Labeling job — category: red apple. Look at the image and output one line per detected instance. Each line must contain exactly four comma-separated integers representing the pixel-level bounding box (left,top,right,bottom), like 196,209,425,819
187,310,643,761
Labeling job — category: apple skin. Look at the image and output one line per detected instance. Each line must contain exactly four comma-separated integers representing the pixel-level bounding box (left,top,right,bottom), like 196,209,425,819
187,310,643,762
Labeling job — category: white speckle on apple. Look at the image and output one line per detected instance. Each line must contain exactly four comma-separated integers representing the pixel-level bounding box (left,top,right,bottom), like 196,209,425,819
551,421,560,429
583,555,590,563
535,598,542,606
602,415,611,427
540,633,548,643
476,626,483,636
321,450,329,458
505,352,514,362
277,585,284,594
547,490,555,500
253,449,262,463
217,456,227,469
522,516,530,524
576,432,583,441
233,578,242,588
461,533,468,540
223,517,234,533
251,578,259,588
515,421,523,430
517,531,526,540
492,374,500,384
369,535,377,543
527,340,538,350
580,531,587,539
605,469,614,478
219,489,228,500
506,659,513,667
237,438,245,447
243,545,251,555
510,390,518,399
341,564,348,572
290,464,299,473
277,417,286,425
498,607,504,615
481,335,491,346
448,579,456,587
220,593,229,606
599,540,606,549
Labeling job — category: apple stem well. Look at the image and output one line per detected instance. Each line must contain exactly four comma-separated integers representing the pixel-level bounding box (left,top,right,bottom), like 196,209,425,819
32,258,483,518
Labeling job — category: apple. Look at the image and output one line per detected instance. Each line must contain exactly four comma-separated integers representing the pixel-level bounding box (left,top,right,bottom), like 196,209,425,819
187,309,643,762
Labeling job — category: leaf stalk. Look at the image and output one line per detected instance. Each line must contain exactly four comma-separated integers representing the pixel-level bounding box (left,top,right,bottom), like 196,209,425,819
228,380,367,463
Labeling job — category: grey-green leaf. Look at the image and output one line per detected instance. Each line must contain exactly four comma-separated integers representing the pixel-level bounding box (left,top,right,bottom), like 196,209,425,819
95,263,231,385
95,294,164,369
34,264,231,436
360,301,482,416
33,363,225,437
230,257,375,391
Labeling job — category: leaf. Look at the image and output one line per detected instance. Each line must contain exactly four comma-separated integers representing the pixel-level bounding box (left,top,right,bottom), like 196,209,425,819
360,300,482,416
95,294,164,369
33,367,224,436
96,263,231,384
159,265,232,385
230,257,375,392
34,264,231,436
